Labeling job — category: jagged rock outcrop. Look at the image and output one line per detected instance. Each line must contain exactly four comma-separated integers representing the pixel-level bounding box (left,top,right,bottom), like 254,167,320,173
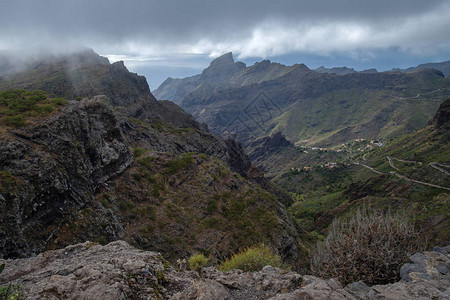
247,132,292,162
153,52,246,105
0,96,132,258
429,98,450,129
153,52,293,105
0,241,448,299
200,52,246,81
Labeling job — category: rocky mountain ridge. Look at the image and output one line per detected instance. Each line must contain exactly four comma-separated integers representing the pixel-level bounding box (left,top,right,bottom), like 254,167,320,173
0,240,448,299
399,60,450,77
154,53,450,150
314,66,378,75
0,48,150,106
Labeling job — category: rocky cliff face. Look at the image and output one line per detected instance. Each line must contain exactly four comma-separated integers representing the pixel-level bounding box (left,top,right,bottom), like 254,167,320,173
0,96,132,258
0,50,303,268
247,132,292,162
0,241,448,299
429,98,450,129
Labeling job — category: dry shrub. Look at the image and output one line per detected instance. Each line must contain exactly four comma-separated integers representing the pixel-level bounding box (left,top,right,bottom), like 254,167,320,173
311,207,421,285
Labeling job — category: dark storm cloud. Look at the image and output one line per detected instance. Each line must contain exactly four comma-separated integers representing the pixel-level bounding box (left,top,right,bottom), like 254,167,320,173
1,0,449,55
1,0,450,89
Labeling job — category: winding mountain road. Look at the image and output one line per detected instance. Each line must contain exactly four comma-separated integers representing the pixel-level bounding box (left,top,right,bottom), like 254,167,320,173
353,157,450,191
387,156,399,170
385,156,450,190
396,88,448,101
392,172,450,191
430,162,450,176
353,162,385,175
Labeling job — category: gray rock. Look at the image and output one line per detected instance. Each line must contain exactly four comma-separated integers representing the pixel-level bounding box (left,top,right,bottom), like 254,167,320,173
0,241,449,300
433,246,449,255
345,281,378,299
436,263,449,275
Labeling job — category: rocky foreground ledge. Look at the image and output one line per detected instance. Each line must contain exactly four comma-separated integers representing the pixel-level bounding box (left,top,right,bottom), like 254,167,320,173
0,241,448,299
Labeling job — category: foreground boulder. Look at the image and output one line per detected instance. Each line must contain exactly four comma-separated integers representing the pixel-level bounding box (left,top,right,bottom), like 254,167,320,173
0,241,448,299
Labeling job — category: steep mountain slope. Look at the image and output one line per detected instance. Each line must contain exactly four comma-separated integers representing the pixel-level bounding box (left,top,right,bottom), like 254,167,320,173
399,60,450,77
0,49,149,106
155,54,450,149
0,50,304,267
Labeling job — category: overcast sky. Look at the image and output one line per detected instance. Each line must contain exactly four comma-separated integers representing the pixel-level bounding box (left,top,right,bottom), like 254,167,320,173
1,0,450,88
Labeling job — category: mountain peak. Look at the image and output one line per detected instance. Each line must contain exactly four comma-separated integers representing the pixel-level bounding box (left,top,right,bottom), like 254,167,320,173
201,52,246,79
209,52,235,66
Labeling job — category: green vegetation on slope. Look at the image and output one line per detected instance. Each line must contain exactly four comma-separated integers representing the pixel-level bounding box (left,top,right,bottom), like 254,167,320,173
275,121,449,248
53,150,295,266
0,89,67,127
271,88,444,146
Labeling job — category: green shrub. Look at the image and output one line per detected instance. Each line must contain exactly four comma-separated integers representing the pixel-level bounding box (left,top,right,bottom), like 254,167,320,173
0,284,21,300
144,205,157,220
207,198,218,212
311,207,421,285
118,200,134,211
133,147,146,157
2,115,25,127
202,217,220,228
152,183,165,197
138,156,155,168
0,89,67,125
35,104,54,115
219,244,283,272
152,122,164,132
139,224,154,234
0,264,22,300
165,154,194,174
49,97,67,106
132,173,142,181
188,253,209,272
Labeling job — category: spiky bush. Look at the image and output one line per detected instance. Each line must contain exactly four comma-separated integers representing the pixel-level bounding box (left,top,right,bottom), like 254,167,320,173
311,207,421,285
219,244,283,272
188,254,209,272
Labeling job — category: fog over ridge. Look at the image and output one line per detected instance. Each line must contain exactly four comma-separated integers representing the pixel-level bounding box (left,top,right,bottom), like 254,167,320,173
1,0,450,88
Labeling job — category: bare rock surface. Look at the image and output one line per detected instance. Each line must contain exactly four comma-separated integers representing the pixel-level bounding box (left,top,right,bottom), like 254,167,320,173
0,241,448,299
